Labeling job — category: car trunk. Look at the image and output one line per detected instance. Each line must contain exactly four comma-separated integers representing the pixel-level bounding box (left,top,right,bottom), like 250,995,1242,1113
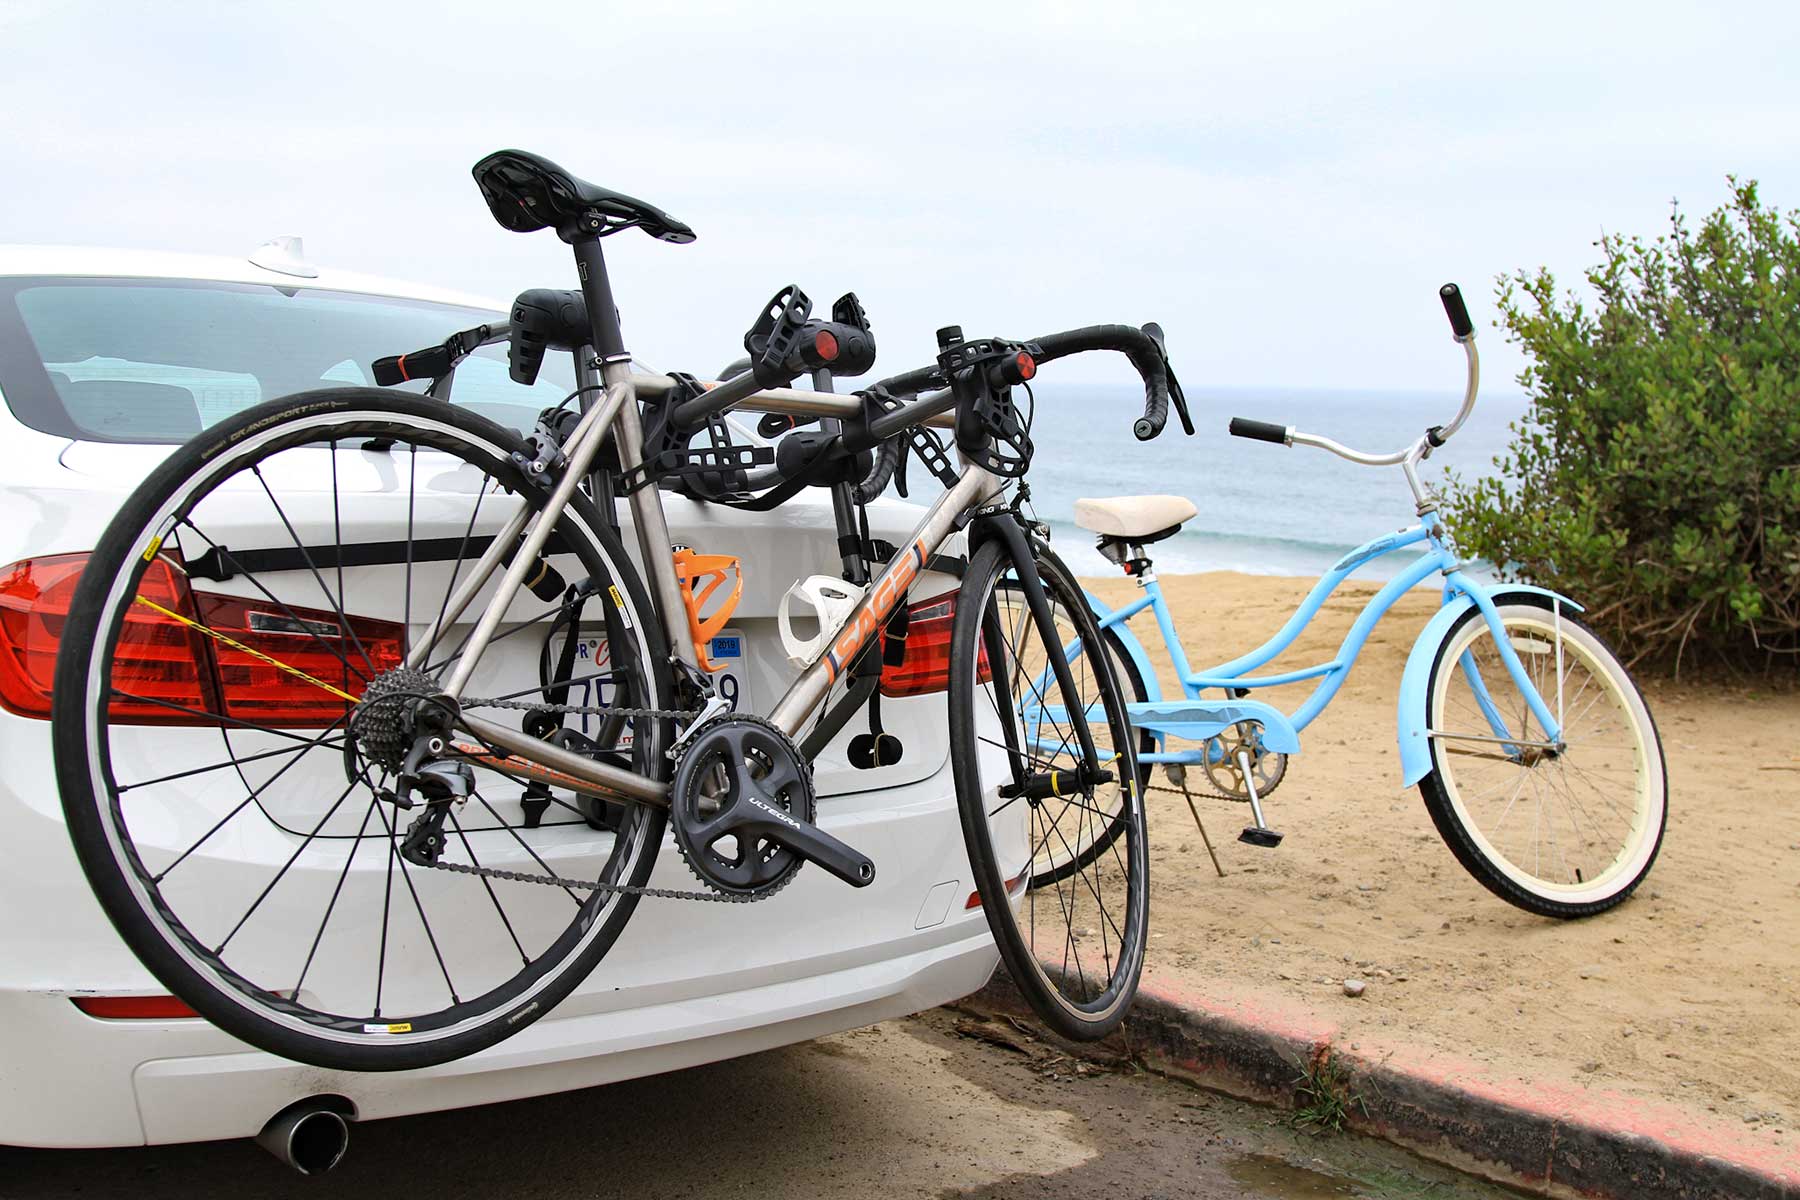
57,440,958,798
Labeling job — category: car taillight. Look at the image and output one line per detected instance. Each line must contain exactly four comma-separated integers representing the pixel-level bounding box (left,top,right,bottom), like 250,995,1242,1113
0,552,403,725
966,868,1030,910
879,594,990,698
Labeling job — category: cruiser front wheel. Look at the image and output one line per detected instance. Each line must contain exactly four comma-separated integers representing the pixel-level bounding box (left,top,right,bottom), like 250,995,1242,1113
1419,593,1667,918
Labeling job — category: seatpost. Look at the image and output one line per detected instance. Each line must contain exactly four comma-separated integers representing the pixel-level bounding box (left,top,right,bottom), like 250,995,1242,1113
570,237,628,362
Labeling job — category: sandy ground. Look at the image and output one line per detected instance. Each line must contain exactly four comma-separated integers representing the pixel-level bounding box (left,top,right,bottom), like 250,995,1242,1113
1082,570,1800,1137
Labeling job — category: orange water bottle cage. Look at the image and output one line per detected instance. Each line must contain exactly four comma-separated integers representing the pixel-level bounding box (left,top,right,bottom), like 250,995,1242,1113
671,548,743,671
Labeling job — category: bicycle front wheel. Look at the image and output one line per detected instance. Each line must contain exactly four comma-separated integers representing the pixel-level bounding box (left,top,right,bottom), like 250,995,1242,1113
994,580,1153,888
1419,593,1667,918
52,389,673,1070
950,534,1148,1041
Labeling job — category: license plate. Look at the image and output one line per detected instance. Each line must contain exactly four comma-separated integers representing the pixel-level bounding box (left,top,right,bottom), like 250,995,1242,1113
551,627,750,741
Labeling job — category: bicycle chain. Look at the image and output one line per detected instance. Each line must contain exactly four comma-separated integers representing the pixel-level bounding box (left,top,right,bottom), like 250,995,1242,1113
414,696,768,903
1148,779,1253,805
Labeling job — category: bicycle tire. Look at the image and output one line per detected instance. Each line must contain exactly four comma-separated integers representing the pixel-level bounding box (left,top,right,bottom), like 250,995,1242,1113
1418,593,1667,918
951,536,1148,1041
995,580,1153,887
53,389,674,1070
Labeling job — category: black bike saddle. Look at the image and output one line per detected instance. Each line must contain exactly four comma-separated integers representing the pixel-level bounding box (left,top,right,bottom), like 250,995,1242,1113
472,149,696,245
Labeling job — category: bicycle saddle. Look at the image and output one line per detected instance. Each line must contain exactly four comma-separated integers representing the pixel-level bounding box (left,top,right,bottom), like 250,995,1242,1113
471,149,696,245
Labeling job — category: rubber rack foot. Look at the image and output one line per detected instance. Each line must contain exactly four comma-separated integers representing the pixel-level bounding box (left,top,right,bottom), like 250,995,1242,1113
1238,826,1284,848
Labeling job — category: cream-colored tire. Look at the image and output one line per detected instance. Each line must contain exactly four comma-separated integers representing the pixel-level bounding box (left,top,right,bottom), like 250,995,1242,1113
1419,594,1666,918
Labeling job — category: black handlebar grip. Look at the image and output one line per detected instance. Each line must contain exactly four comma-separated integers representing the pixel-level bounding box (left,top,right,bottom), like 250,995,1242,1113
1228,417,1290,445
1439,283,1473,339
1133,381,1169,441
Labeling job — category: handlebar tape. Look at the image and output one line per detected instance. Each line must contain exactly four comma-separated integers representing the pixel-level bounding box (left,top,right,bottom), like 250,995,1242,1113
1439,283,1473,339
866,324,1194,442
1228,417,1290,445
1029,324,1186,441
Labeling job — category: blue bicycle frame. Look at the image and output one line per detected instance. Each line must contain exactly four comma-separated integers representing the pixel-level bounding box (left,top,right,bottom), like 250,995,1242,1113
1073,514,1574,786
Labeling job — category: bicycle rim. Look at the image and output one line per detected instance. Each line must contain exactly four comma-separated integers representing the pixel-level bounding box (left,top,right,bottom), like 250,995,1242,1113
952,537,1148,1039
1424,598,1665,911
52,390,671,1069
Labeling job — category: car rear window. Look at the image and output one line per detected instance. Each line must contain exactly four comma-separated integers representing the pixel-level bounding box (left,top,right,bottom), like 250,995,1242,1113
0,276,573,442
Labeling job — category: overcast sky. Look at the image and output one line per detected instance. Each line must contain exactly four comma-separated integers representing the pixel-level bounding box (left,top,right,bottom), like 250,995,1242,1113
4,0,1797,396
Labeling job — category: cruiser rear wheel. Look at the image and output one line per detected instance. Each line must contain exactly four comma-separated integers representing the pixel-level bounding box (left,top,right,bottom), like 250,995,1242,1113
52,390,672,1070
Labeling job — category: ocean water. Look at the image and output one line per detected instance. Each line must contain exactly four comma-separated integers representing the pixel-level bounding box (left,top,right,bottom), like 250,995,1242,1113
1012,383,1530,580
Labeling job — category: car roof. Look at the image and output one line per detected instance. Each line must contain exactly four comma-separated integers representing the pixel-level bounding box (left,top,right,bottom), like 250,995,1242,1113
0,244,506,313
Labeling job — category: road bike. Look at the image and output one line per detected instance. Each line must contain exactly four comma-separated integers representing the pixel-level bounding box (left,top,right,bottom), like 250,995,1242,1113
51,150,1196,1069
1048,286,1668,917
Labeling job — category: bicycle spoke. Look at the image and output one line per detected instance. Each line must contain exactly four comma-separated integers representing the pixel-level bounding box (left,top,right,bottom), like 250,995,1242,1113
292,792,381,1002
251,464,377,678
372,798,461,1006
171,522,374,686
212,772,363,956
149,717,348,882
447,807,530,966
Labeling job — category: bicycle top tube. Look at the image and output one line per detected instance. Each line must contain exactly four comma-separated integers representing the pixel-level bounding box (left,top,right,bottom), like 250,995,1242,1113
1100,515,1460,737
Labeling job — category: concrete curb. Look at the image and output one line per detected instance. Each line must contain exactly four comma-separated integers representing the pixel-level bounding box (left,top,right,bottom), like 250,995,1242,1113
967,970,1799,1199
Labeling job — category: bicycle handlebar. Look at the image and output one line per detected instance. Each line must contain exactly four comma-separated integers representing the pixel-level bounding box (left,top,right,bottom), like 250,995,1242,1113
869,322,1195,442
1228,283,1479,466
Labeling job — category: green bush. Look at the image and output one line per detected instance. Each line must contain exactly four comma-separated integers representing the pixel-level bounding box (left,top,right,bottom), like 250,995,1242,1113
1443,180,1800,673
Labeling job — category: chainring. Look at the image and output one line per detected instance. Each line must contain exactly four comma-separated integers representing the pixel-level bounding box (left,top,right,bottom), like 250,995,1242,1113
669,715,817,898
1200,721,1288,801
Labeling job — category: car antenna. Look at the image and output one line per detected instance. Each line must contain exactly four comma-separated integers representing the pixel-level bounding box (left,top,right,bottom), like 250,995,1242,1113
248,235,319,279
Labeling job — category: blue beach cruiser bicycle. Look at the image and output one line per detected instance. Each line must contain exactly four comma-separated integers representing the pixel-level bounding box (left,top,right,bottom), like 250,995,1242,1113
1021,286,1667,919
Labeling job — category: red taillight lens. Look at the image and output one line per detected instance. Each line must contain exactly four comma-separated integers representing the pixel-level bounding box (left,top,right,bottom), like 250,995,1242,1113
966,868,1031,910
72,994,200,1020
879,594,991,699
0,552,403,726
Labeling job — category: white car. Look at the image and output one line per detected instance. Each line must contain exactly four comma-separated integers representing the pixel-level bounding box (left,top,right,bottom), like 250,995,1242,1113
0,242,997,1163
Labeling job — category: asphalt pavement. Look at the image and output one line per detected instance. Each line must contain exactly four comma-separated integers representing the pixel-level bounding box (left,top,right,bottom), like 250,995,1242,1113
1,1009,1516,1199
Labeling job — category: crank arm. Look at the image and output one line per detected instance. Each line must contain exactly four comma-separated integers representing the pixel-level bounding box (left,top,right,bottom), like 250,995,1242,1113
730,800,876,888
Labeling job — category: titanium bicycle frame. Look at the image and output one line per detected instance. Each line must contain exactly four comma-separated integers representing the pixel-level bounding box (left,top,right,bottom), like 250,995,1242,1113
391,236,1038,809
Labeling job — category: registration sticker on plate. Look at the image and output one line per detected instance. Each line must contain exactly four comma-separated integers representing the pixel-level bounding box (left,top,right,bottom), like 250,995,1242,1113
551,627,750,739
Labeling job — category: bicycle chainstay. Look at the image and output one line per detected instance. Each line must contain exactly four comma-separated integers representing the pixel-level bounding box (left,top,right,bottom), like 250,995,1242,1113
414,696,773,904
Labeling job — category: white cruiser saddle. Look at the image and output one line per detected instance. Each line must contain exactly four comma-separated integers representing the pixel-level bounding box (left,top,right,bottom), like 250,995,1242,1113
1072,494,1198,541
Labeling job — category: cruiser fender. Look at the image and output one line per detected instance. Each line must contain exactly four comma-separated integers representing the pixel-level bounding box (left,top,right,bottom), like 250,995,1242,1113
1082,589,1165,704
1396,585,1583,787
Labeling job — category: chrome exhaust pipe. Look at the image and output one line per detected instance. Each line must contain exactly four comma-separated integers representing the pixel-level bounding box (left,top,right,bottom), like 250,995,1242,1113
256,1098,350,1175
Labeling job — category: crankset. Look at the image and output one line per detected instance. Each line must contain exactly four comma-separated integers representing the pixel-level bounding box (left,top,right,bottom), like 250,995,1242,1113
1200,721,1287,801
670,715,876,897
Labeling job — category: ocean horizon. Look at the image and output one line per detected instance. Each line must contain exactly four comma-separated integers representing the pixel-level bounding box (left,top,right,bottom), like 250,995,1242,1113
1014,382,1529,582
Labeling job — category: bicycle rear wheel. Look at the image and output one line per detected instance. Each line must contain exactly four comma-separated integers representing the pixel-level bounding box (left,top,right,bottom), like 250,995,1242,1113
950,533,1148,1041
52,389,673,1070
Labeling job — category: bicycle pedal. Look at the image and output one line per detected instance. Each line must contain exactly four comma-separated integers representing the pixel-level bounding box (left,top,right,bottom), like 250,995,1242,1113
1238,825,1284,848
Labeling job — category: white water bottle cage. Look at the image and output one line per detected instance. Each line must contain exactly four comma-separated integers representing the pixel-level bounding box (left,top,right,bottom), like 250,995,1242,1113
779,575,865,668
